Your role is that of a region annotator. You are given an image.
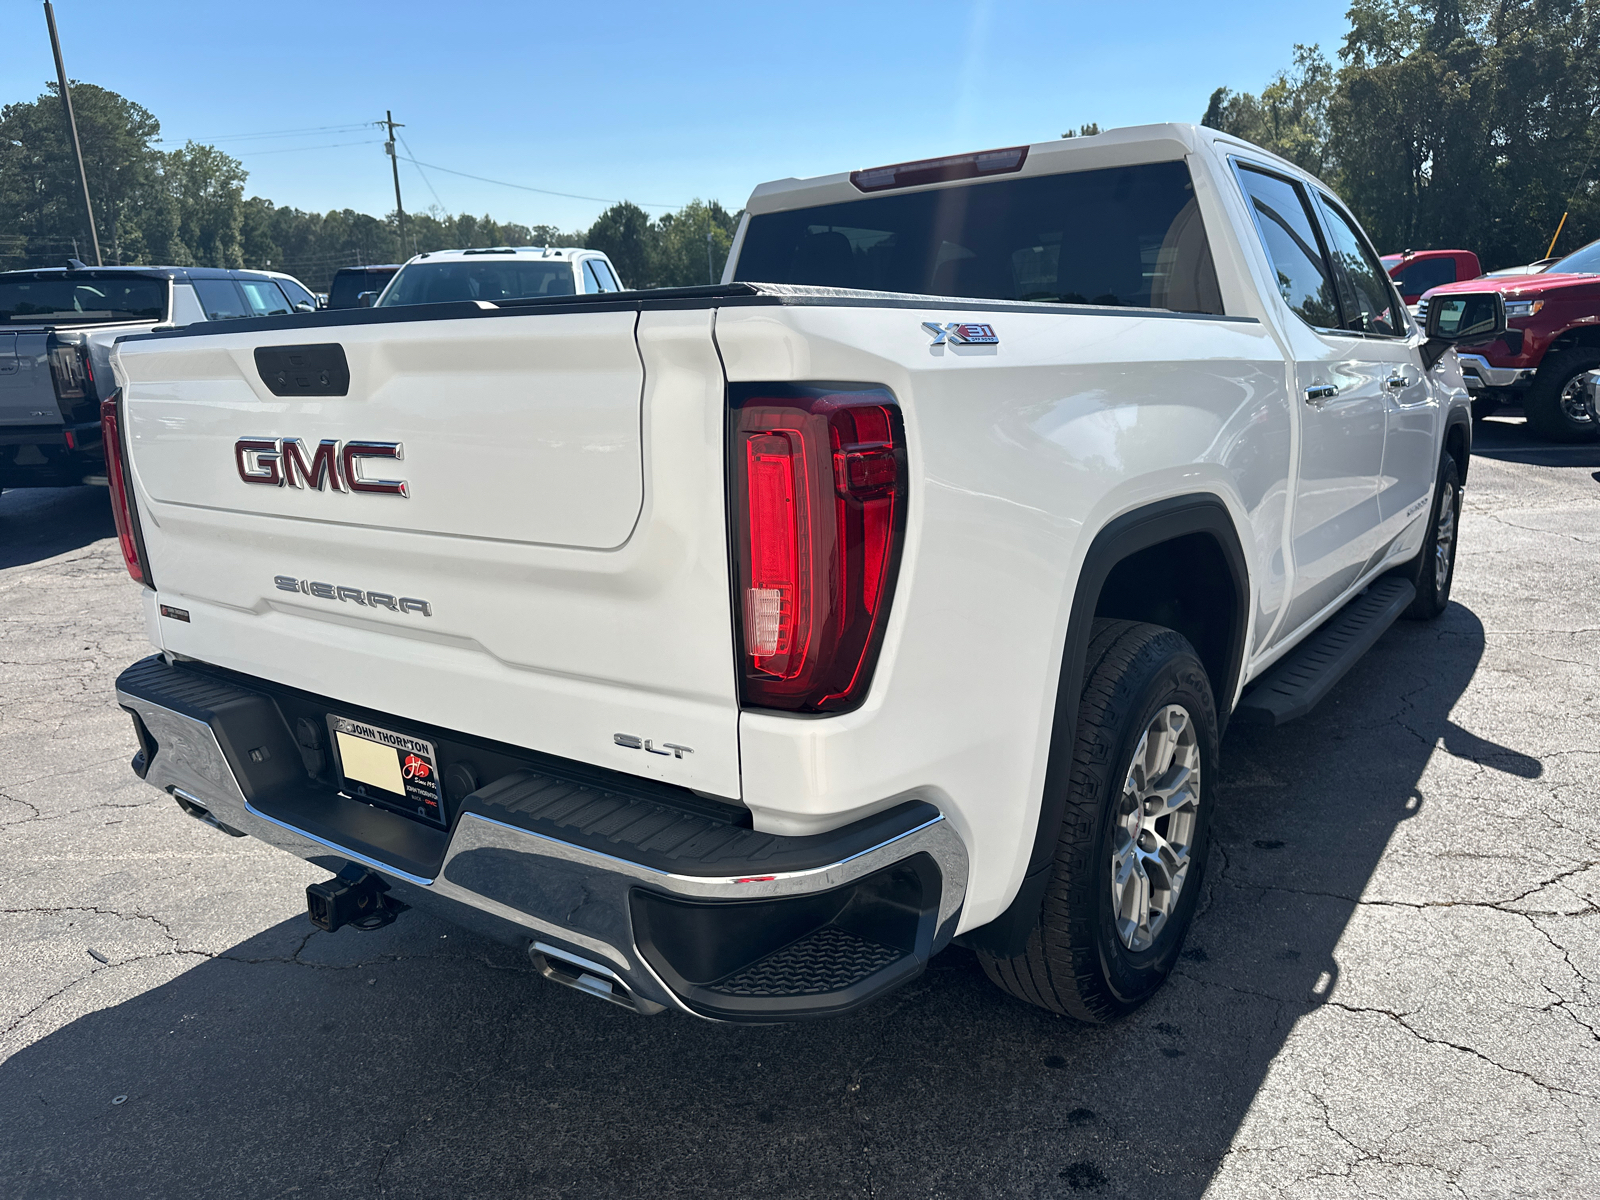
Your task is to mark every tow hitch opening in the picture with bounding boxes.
[306,865,408,933]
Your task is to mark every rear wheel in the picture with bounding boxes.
[977,620,1216,1022]
[1522,347,1600,443]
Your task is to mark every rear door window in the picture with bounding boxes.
[237,279,293,317]
[582,260,603,294]
[192,279,250,321]
[734,160,1223,314]
[592,259,621,291]
[1234,165,1341,330]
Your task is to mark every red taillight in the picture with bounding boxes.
[731,386,905,712]
[100,393,153,588]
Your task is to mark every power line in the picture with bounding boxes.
[232,139,384,157]
[397,134,444,211]
[393,154,680,210]
[156,121,374,144]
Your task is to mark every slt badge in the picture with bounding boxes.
[922,321,999,346]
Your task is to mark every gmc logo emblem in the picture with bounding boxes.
[235,437,408,497]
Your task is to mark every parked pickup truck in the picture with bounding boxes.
[1420,236,1600,439]
[1381,249,1481,308]
[1,265,317,490]
[107,124,1502,1023]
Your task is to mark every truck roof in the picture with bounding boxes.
[743,122,1302,216]
[0,265,287,283]
[399,246,604,266]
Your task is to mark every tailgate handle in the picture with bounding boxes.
[254,344,350,397]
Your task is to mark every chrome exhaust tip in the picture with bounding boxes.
[528,942,664,1016]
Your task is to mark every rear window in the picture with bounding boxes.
[0,276,167,324]
[1394,258,1458,296]
[733,161,1223,314]
[378,260,577,306]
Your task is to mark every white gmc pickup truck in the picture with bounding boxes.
[107,124,1503,1022]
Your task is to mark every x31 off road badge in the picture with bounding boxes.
[922,321,999,345]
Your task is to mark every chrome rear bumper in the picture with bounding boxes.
[116,655,968,1021]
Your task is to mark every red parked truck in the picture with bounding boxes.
[1381,249,1482,307]
[1421,237,1600,440]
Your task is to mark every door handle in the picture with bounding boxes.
[1304,383,1339,404]
[1386,375,1408,390]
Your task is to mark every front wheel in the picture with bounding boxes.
[977,620,1217,1022]
[1401,453,1462,621]
[1522,347,1600,443]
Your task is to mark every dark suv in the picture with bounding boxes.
[328,265,401,309]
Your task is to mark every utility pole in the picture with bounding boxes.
[382,111,407,255]
[43,2,100,266]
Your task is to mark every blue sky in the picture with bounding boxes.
[3,0,1351,230]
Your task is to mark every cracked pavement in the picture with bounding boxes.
[1,416,1597,1198]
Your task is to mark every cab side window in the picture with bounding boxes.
[1235,165,1340,330]
[1317,198,1404,337]
[582,260,604,294]
[192,279,249,321]
[237,279,293,317]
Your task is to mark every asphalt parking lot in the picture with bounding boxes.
[1,414,1597,1200]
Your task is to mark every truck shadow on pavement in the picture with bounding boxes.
[0,605,1517,1200]
[0,486,116,570]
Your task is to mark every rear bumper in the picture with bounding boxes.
[115,655,968,1021]
[0,421,105,486]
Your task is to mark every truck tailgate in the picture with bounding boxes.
[113,305,741,798]
[0,332,56,427]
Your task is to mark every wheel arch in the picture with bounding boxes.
[1444,406,1472,485]
[959,493,1250,957]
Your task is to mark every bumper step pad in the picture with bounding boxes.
[709,927,905,998]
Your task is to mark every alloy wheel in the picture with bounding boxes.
[1110,704,1202,952]
[1557,371,1599,426]
[1434,478,1457,601]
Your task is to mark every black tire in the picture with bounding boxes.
[1521,347,1600,443]
[977,620,1217,1022]
[1401,454,1462,621]
[1469,394,1499,422]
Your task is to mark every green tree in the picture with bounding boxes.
[1206,3,1600,269]
[585,200,655,286]
[0,82,165,267]
[1202,44,1335,176]
[652,199,741,287]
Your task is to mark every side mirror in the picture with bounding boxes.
[293,301,316,313]
[357,291,379,308]
[1423,291,1506,368]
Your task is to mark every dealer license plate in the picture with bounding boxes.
[328,715,445,827]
